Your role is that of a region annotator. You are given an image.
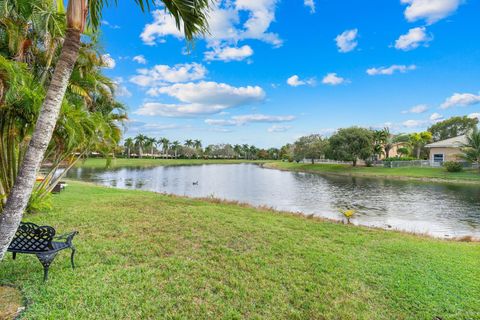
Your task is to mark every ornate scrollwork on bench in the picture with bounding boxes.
[7,222,78,281]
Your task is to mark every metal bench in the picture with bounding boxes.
[7,222,78,281]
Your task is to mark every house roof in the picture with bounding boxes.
[425,135,467,148]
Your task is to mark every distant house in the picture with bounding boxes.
[377,142,409,159]
[425,135,466,163]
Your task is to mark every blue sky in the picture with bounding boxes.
[99,0,480,148]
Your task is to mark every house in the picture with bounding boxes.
[425,135,467,163]
[381,142,409,159]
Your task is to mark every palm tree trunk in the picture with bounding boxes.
[0,28,81,261]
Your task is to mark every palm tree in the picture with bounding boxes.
[124,138,134,158]
[171,141,181,159]
[193,139,202,158]
[193,139,202,150]
[378,127,390,157]
[249,145,258,160]
[372,129,387,160]
[461,128,480,171]
[233,144,242,159]
[0,0,211,260]
[409,132,432,159]
[159,137,170,158]
[185,139,194,148]
[134,134,147,158]
[145,137,157,158]
[242,144,250,159]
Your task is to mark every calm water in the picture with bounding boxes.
[66,164,480,238]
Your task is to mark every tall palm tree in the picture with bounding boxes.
[134,134,147,158]
[171,141,181,159]
[145,137,157,158]
[0,0,211,260]
[124,138,134,158]
[184,139,194,148]
[242,144,250,160]
[193,139,202,150]
[159,137,169,158]
[193,139,202,158]
[249,145,258,160]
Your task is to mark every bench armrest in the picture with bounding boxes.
[54,231,79,246]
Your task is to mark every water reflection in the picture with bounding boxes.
[66,164,480,238]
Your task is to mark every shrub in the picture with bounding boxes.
[27,191,53,213]
[443,161,463,172]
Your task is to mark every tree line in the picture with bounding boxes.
[123,135,281,160]
[281,116,479,166]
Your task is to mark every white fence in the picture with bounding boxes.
[302,158,478,169]
[301,159,354,165]
[384,160,437,168]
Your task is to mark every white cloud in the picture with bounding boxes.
[140,2,282,49]
[205,114,295,126]
[430,112,443,121]
[287,75,316,87]
[366,64,416,76]
[440,93,480,109]
[335,29,358,53]
[101,20,120,29]
[113,77,132,98]
[233,114,295,124]
[125,121,182,136]
[304,0,315,13]
[204,45,253,62]
[322,73,346,86]
[130,63,207,87]
[268,125,292,132]
[140,10,184,45]
[401,0,462,24]
[393,112,445,130]
[133,55,147,64]
[395,27,432,51]
[101,54,116,69]
[402,104,428,114]
[402,119,425,128]
[468,113,480,120]
[136,81,265,117]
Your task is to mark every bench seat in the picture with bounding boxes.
[7,222,78,281]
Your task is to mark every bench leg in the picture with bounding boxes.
[70,246,76,270]
[12,252,16,260]
[36,252,57,282]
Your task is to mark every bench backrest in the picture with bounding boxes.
[9,222,56,252]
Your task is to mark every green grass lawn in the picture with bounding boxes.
[1,182,479,319]
[76,158,268,169]
[265,161,480,184]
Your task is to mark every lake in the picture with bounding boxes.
[66,163,480,238]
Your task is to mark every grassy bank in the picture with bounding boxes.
[76,158,268,169]
[265,161,480,184]
[1,182,479,319]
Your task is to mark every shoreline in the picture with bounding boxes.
[262,162,480,186]
[66,180,479,242]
